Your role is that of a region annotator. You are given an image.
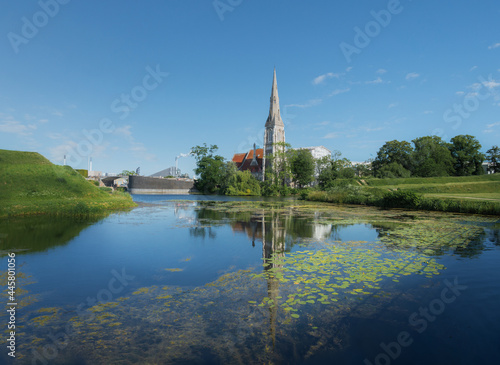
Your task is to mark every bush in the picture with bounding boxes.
[99,187,113,193]
[381,190,422,209]
[375,163,411,178]
[75,169,88,178]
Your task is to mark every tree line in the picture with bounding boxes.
[372,134,499,178]
[191,134,499,196]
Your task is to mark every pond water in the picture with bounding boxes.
[1,195,500,364]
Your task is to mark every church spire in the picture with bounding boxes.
[266,68,284,127]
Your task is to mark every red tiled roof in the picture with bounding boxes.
[247,149,264,159]
[232,149,263,173]
[232,153,247,164]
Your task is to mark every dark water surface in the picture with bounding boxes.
[1,195,499,364]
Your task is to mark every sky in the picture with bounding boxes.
[1,0,499,177]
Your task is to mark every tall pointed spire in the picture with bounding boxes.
[266,68,284,127]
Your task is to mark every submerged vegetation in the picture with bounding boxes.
[0,149,136,218]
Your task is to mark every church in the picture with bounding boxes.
[232,68,330,182]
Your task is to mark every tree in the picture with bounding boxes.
[121,170,137,176]
[449,135,485,176]
[372,140,413,177]
[290,149,315,188]
[375,162,411,179]
[353,161,372,178]
[265,142,293,189]
[225,170,261,196]
[191,144,226,194]
[411,136,454,177]
[317,151,352,188]
[486,145,500,174]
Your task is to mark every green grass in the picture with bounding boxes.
[306,174,500,216]
[0,149,137,217]
[425,193,500,202]
[365,173,500,187]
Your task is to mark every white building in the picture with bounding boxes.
[294,146,331,160]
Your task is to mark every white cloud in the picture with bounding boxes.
[312,72,340,85]
[359,126,383,133]
[366,77,383,84]
[470,66,478,71]
[0,119,36,135]
[483,122,500,133]
[47,132,65,140]
[49,139,109,162]
[482,79,500,89]
[456,91,465,96]
[323,132,339,139]
[388,103,398,109]
[406,72,420,81]
[114,125,133,137]
[488,42,500,50]
[346,67,353,72]
[423,110,434,114]
[376,68,387,75]
[329,88,350,96]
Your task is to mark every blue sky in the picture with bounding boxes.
[1,0,499,176]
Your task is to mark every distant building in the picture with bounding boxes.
[293,146,331,160]
[88,171,102,178]
[150,167,181,178]
[231,69,336,184]
[263,68,286,180]
[232,144,264,180]
[483,161,497,174]
[231,68,285,181]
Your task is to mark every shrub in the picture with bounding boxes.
[381,190,422,209]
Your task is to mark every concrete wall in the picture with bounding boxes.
[128,176,197,195]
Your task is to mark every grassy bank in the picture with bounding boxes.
[0,149,137,218]
[306,174,500,216]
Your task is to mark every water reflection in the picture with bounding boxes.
[0,215,105,256]
[8,200,499,365]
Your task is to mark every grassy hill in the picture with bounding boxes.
[0,149,136,217]
[307,174,500,215]
[364,174,500,202]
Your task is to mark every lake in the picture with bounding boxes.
[1,195,499,364]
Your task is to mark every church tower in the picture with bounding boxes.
[263,68,285,180]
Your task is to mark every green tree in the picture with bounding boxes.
[191,144,226,194]
[372,140,413,178]
[375,162,411,178]
[226,170,261,196]
[265,142,293,190]
[121,170,137,176]
[411,136,454,177]
[353,161,372,178]
[317,151,352,188]
[486,145,500,173]
[449,135,485,176]
[290,149,315,188]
